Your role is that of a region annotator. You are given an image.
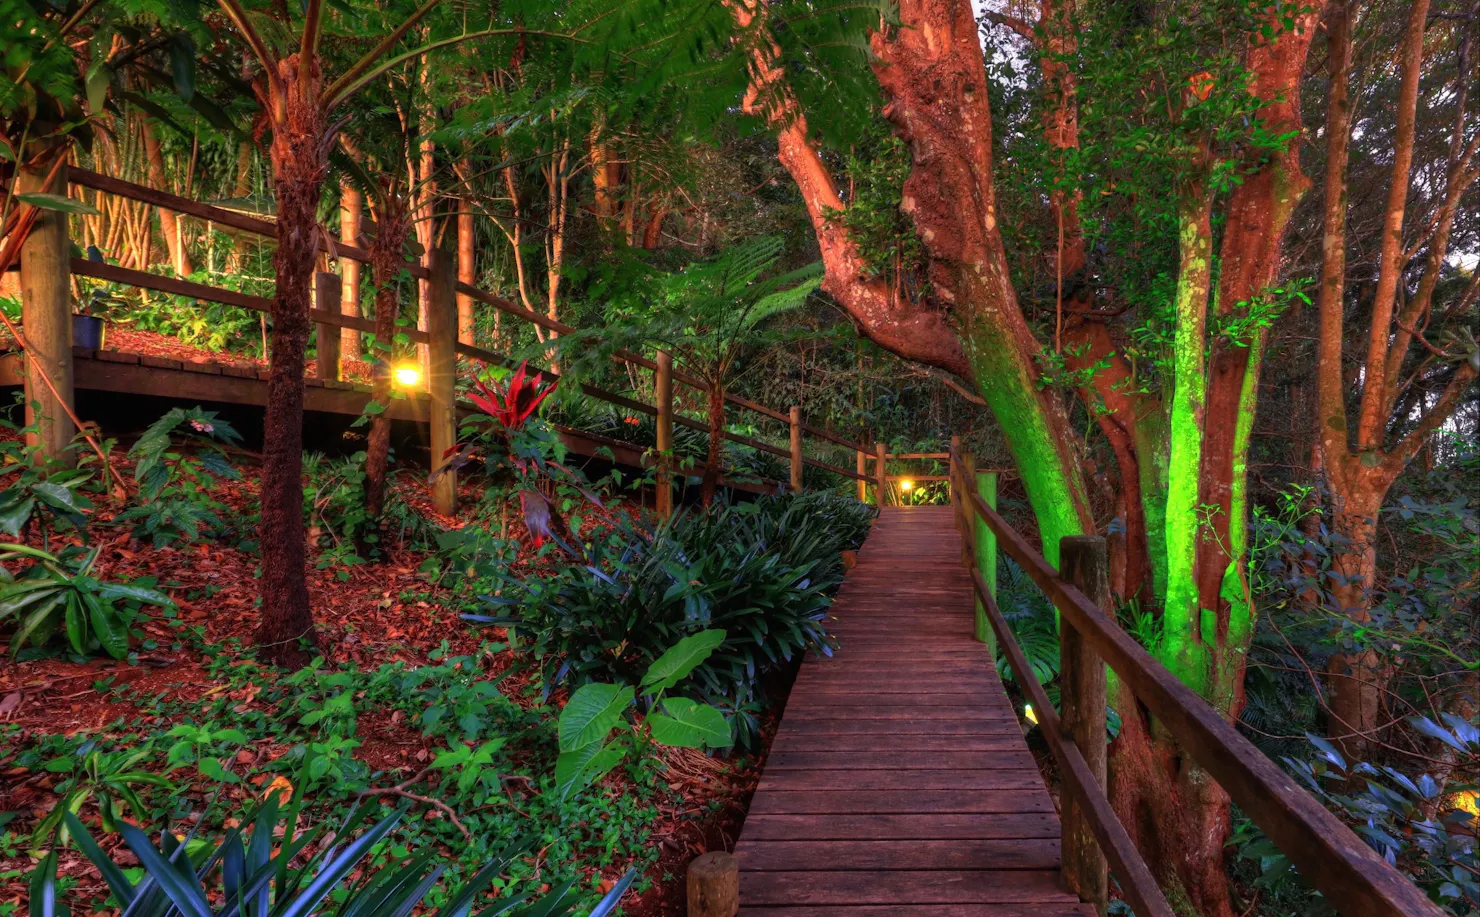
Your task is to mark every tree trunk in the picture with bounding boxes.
[457,184,476,345]
[143,120,194,277]
[700,383,725,508]
[364,186,411,520]
[339,180,363,360]
[1324,477,1388,759]
[1111,703,1237,917]
[255,53,328,669]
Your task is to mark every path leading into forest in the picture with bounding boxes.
[736,505,1093,915]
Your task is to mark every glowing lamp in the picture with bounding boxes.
[392,364,423,389]
[900,479,914,492]
[1023,704,1038,725]
[1454,791,1480,816]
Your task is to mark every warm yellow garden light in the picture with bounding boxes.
[393,363,423,389]
[900,479,914,492]
[1024,704,1038,725]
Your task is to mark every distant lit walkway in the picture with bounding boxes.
[736,506,1092,915]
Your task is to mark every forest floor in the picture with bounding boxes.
[0,431,774,917]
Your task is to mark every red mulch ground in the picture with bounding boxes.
[0,425,775,917]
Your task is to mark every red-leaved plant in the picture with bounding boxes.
[466,361,558,431]
[439,361,600,554]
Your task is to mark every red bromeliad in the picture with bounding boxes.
[468,361,558,431]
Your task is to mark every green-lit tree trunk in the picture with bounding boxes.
[738,0,1326,910]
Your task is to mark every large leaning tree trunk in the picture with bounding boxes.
[738,0,1321,910]
[1315,0,1479,759]
[729,0,1094,563]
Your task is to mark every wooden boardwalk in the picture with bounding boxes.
[737,506,1092,916]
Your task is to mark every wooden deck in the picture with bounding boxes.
[737,506,1091,916]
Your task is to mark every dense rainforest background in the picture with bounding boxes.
[1,0,1478,914]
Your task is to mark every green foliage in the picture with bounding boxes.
[115,408,244,547]
[473,491,872,746]
[28,741,172,852]
[0,451,92,544]
[303,453,439,567]
[826,122,925,293]
[554,631,730,800]
[994,557,1061,689]
[36,798,635,917]
[1232,731,1480,916]
[0,543,172,659]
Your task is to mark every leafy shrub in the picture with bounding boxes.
[303,453,439,566]
[555,630,731,799]
[0,543,172,659]
[0,416,94,543]
[1232,729,1480,915]
[28,740,172,851]
[34,798,634,917]
[115,407,244,547]
[473,492,874,745]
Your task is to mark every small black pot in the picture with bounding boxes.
[72,314,106,350]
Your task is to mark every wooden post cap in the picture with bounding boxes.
[687,851,739,917]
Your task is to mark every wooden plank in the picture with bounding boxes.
[767,734,1029,754]
[736,839,1060,871]
[741,813,1061,842]
[765,750,1039,770]
[740,870,1078,906]
[758,769,1044,791]
[747,790,1054,816]
[776,719,1024,736]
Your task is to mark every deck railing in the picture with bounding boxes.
[11,166,877,506]
[944,446,1442,917]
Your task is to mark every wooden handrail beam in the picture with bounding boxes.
[968,565,1174,917]
[959,471,1443,917]
[68,172,865,484]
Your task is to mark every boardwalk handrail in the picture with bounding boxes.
[946,448,1442,917]
[61,168,871,460]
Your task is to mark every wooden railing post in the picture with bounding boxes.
[1059,535,1110,914]
[788,406,804,493]
[19,158,76,468]
[655,350,674,518]
[960,449,977,569]
[856,449,867,503]
[313,271,342,382]
[874,442,888,507]
[425,249,458,516]
[974,470,998,649]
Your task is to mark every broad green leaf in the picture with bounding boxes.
[16,193,99,216]
[557,683,632,752]
[554,739,625,801]
[96,582,173,607]
[30,482,77,511]
[640,629,726,694]
[647,698,730,749]
[82,592,128,659]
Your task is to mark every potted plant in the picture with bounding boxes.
[72,247,113,349]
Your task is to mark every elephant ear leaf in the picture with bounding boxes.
[647,697,730,750]
[554,739,625,801]
[557,683,632,752]
[640,629,726,694]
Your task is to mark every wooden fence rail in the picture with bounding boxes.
[944,447,1442,917]
[60,168,870,458]
[6,167,882,508]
